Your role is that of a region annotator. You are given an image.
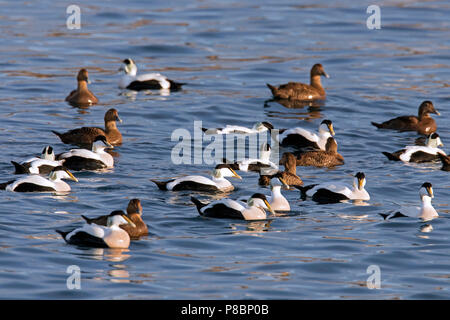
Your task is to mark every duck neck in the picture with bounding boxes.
[271,186,282,198]
[77,80,88,92]
[421,196,433,208]
[310,75,324,91]
[284,163,296,174]
[105,120,118,133]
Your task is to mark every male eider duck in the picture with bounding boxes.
[202,122,274,135]
[52,108,122,147]
[297,172,370,203]
[371,101,440,135]
[438,153,450,171]
[267,63,329,101]
[81,199,148,239]
[11,146,63,174]
[380,183,438,221]
[382,132,446,163]
[225,143,278,173]
[191,193,275,220]
[56,135,114,171]
[0,166,78,192]
[56,210,135,249]
[151,164,242,193]
[294,137,344,167]
[279,120,335,150]
[65,69,98,106]
[259,152,303,187]
[118,58,185,91]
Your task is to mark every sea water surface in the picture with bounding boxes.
[0,0,449,299]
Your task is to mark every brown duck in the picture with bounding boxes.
[438,153,450,172]
[81,199,148,240]
[295,138,344,167]
[259,152,303,187]
[65,69,98,106]
[266,64,329,101]
[371,101,439,135]
[52,108,122,147]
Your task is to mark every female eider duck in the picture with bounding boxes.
[226,143,278,173]
[0,166,78,192]
[371,101,440,135]
[382,132,446,163]
[380,183,438,221]
[11,146,63,174]
[259,152,303,187]
[279,120,335,150]
[267,63,329,101]
[65,69,98,106]
[52,108,122,147]
[191,193,275,220]
[81,199,148,239]
[151,164,242,193]
[202,122,274,135]
[118,58,185,91]
[56,210,135,249]
[294,137,344,167]
[297,172,370,203]
[56,135,114,171]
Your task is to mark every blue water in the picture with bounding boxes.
[0,0,449,299]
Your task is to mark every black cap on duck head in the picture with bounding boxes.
[261,122,274,130]
[77,69,89,82]
[311,64,329,78]
[93,135,108,143]
[421,182,432,189]
[109,210,127,217]
[429,132,440,139]
[419,101,439,116]
[42,146,53,155]
[215,163,232,170]
[250,193,268,201]
[355,172,365,180]
[123,58,133,65]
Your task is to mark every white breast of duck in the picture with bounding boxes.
[59,136,114,168]
[399,133,446,162]
[280,120,334,150]
[267,178,290,211]
[418,183,438,221]
[6,167,77,192]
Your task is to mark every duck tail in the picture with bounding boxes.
[294,184,317,199]
[190,197,206,215]
[382,152,400,161]
[266,83,277,95]
[51,130,63,140]
[11,161,28,174]
[371,122,383,129]
[379,212,407,220]
[150,179,168,190]
[0,180,15,190]
[168,80,185,90]
[55,229,69,240]
[438,153,450,165]
[81,215,94,224]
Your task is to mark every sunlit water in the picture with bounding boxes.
[0,0,449,299]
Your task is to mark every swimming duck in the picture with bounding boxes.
[294,137,344,167]
[56,210,135,249]
[380,183,438,221]
[118,58,185,91]
[11,146,63,174]
[191,193,275,220]
[382,132,446,163]
[225,143,278,173]
[267,64,329,101]
[437,153,450,171]
[259,152,303,187]
[151,164,242,192]
[52,108,122,147]
[65,69,98,106]
[202,122,274,135]
[279,120,335,150]
[56,135,114,171]
[81,199,148,239]
[0,166,78,192]
[371,101,440,135]
[297,172,370,203]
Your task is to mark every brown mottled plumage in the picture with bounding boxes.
[371,101,439,135]
[81,199,148,240]
[295,138,344,167]
[52,108,122,147]
[259,152,303,187]
[267,64,329,101]
[65,69,98,107]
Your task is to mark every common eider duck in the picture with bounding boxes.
[267,63,329,101]
[294,137,344,167]
[225,143,278,173]
[382,132,446,163]
[118,58,185,91]
[65,69,98,107]
[56,210,135,249]
[0,166,78,192]
[297,172,370,203]
[279,120,335,150]
[259,152,303,187]
[56,135,114,171]
[191,193,275,220]
[202,122,274,135]
[81,199,147,239]
[438,153,450,171]
[371,101,440,135]
[380,183,438,221]
[11,146,64,174]
[52,108,122,147]
[151,164,242,193]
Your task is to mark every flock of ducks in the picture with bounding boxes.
[2,60,446,249]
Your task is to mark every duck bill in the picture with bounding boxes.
[328,124,335,136]
[434,110,440,116]
[264,200,276,215]
[231,168,242,180]
[323,72,330,79]
[65,170,78,182]
[358,178,364,190]
[427,187,434,198]
[122,215,136,228]
[116,116,123,123]
[279,177,290,188]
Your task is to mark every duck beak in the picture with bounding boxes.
[122,215,136,228]
[329,124,335,136]
[116,116,123,123]
[358,178,364,190]
[435,110,440,116]
[323,71,330,79]
[87,78,91,84]
[65,170,78,182]
[231,168,242,180]
[427,186,434,198]
[105,141,114,148]
[279,177,290,188]
[264,199,276,215]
